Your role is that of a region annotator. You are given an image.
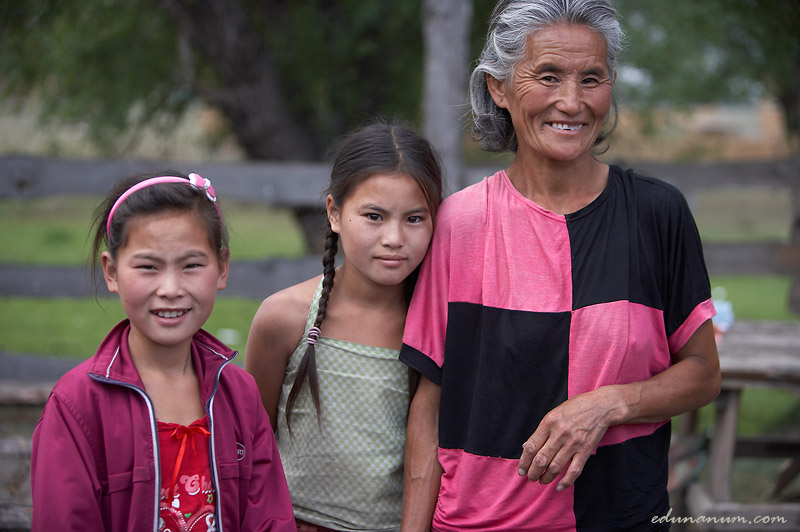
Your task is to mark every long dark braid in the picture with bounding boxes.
[285,226,338,431]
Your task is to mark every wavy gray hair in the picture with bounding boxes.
[470,0,624,153]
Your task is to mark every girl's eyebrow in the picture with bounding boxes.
[359,204,430,215]
[131,250,210,261]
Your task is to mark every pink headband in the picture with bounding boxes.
[106,173,221,240]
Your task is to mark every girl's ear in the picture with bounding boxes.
[101,251,119,294]
[326,194,341,234]
[216,248,230,291]
[486,73,508,109]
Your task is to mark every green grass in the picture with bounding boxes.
[0,196,307,265]
[1,275,794,359]
[0,197,99,265]
[0,297,260,360]
[710,275,799,322]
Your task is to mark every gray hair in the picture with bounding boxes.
[470,0,624,152]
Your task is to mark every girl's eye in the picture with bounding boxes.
[136,264,156,271]
[365,213,382,222]
[407,215,424,224]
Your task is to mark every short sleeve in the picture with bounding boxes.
[400,209,453,385]
[661,186,715,351]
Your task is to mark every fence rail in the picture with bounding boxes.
[1,154,798,305]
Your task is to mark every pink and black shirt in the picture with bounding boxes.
[400,166,716,531]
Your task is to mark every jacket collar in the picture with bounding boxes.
[88,319,237,401]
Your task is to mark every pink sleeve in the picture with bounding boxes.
[668,298,716,353]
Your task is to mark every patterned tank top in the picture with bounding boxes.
[276,279,408,531]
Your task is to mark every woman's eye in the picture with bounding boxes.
[582,77,600,86]
[539,75,558,84]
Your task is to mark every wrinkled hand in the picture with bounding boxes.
[517,388,621,491]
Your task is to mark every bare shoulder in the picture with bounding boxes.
[247,275,321,355]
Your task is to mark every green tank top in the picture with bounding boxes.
[276,279,408,531]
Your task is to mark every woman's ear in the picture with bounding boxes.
[101,251,119,294]
[326,194,341,234]
[486,73,508,109]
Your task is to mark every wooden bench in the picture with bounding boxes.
[680,320,800,530]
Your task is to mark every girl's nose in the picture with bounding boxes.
[157,271,184,298]
[381,222,404,248]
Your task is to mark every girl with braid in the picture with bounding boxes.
[244,120,443,532]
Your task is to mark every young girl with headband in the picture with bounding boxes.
[30,172,295,532]
[244,121,443,532]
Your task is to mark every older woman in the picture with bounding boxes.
[399,1,721,531]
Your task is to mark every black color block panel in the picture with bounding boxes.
[438,302,570,459]
[573,422,671,531]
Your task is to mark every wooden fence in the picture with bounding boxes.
[1,154,799,308]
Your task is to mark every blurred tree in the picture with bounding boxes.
[615,0,800,140]
[7,1,794,160]
[0,0,427,160]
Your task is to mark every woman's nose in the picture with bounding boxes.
[556,79,582,114]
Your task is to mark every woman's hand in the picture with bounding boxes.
[517,386,622,490]
[518,319,720,491]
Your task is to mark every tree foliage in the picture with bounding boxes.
[3,0,796,159]
[0,0,432,159]
[615,0,800,138]
[1,1,182,153]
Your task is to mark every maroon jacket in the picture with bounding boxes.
[31,320,294,532]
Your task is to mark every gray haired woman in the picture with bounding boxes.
[400,1,721,530]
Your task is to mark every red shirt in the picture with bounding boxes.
[158,416,215,532]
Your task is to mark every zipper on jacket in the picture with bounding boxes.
[204,347,235,532]
[89,372,161,532]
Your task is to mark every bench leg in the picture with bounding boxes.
[707,388,741,502]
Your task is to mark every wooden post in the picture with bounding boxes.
[421,0,472,195]
[707,389,741,502]
[789,181,800,313]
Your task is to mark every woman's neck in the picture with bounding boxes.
[506,154,609,215]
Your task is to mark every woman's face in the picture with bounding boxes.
[488,23,614,165]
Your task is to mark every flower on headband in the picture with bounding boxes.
[188,173,217,203]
